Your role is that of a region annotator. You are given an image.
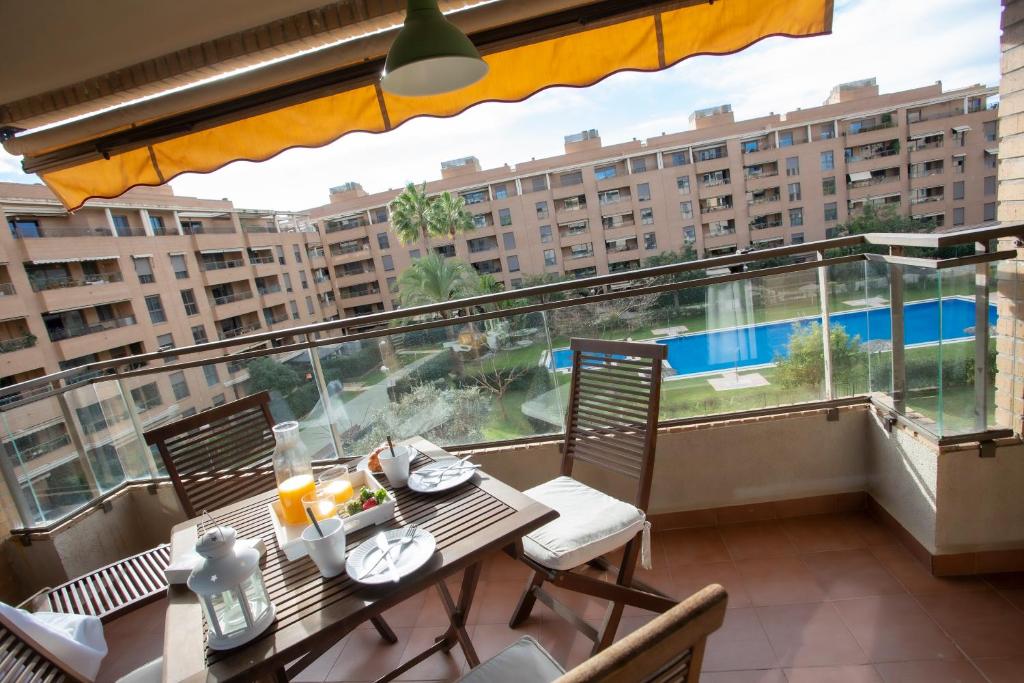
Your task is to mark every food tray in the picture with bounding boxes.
[269,469,395,561]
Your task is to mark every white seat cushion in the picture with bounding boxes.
[457,636,564,683]
[522,476,646,571]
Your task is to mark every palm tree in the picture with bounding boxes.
[397,252,480,318]
[428,191,475,255]
[389,182,432,247]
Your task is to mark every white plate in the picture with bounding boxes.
[346,527,436,585]
[407,461,477,493]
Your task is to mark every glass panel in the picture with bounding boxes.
[63,381,149,488]
[827,260,892,398]
[206,588,249,636]
[241,572,270,620]
[899,265,943,435]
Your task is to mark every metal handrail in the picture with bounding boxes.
[0,222,1018,405]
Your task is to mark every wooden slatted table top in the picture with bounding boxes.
[163,437,556,683]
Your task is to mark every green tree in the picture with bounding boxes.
[247,357,301,395]
[642,247,702,308]
[397,252,480,315]
[825,204,964,257]
[389,182,433,246]
[428,191,475,251]
[774,322,863,391]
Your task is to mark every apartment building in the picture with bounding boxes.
[309,78,998,314]
[0,182,329,502]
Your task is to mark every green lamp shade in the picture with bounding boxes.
[381,0,489,97]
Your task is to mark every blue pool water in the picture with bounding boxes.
[549,298,997,377]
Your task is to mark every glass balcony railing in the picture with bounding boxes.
[210,290,255,306]
[29,272,125,291]
[47,316,137,341]
[201,259,245,271]
[0,224,1018,530]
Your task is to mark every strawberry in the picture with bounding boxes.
[361,498,378,511]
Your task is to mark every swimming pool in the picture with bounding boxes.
[549,298,997,377]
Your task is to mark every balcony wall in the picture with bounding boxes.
[36,280,132,311]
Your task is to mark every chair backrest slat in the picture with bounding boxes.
[0,616,84,683]
[560,338,665,511]
[555,584,727,683]
[144,392,276,517]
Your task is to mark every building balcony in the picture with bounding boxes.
[209,290,255,307]
[35,277,132,311]
[330,244,373,263]
[218,323,261,340]
[842,123,899,145]
[338,291,384,308]
[47,316,137,342]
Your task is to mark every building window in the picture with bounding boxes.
[953,155,966,174]
[778,131,793,147]
[275,245,285,265]
[985,176,997,196]
[640,208,654,224]
[130,383,162,412]
[288,300,299,320]
[643,232,657,250]
[786,156,800,176]
[824,202,838,222]
[498,208,512,226]
[306,296,315,315]
[180,289,199,315]
[145,295,167,324]
[539,225,552,244]
[377,232,390,249]
[382,255,395,271]
[502,232,516,250]
[680,201,693,219]
[299,271,309,289]
[984,203,997,221]
[595,165,617,180]
[170,254,189,279]
[822,177,836,196]
[954,207,966,225]
[283,273,293,292]
[637,182,651,201]
[543,249,557,267]
[820,151,834,171]
[202,364,219,387]
[510,278,523,289]
[532,176,547,192]
[133,257,154,284]
[191,325,208,344]
[788,182,801,201]
[791,232,805,245]
[112,215,130,234]
[682,225,696,244]
[168,374,189,401]
[180,220,203,234]
[789,208,804,227]
[632,158,647,173]
[409,249,421,260]
[494,184,508,199]
[209,393,225,407]
[953,181,965,200]
[157,332,175,355]
[507,255,520,272]
[536,201,549,219]
[293,245,302,263]
[676,176,691,195]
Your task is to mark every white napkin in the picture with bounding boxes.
[0,602,107,681]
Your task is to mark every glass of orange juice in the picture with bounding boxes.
[301,491,338,522]
[317,466,354,504]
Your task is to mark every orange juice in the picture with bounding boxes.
[322,479,354,504]
[278,474,316,524]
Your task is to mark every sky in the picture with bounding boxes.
[0,0,1003,211]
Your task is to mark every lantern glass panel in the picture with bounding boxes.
[207,589,249,637]
[242,573,271,620]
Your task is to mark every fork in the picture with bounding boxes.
[358,526,417,580]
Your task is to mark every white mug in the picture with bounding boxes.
[301,517,346,578]
[378,444,412,487]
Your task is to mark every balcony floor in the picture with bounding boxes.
[98,512,1024,682]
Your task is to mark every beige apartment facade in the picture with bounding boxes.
[0,182,335,522]
[309,78,1000,315]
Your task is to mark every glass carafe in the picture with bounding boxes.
[272,421,315,525]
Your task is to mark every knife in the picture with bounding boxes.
[374,532,401,583]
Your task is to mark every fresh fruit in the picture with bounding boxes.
[345,500,362,516]
[374,488,388,504]
[359,486,374,502]
[361,498,378,511]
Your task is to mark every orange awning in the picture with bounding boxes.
[18,0,832,211]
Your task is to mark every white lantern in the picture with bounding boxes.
[187,525,276,650]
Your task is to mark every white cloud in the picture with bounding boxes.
[1,0,1003,210]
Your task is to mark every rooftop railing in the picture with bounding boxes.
[0,224,1020,532]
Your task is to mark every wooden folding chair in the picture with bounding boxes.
[143,391,397,644]
[510,338,676,654]
[463,584,727,682]
[0,609,84,682]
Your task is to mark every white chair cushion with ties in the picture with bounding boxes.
[456,636,565,683]
[522,476,650,572]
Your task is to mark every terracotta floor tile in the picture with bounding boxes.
[469,580,528,625]
[971,657,1024,683]
[672,561,753,609]
[394,627,467,681]
[869,545,988,595]
[872,659,987,682]
[480,552,530,582]
[916,589,1024,658]
[415,586,459,629]
[800,549,906,600]
[720,521,798,561]
[843,515,900,547]
[780,515,869,554]
[702,608,778,672]
[734,557,827,606]
[756,603,867,668]
[292,637,348,683]
[832,595,961,663]
[660,527,732,565]
[783,665,884,682]
[700,671,787,683]
[1000,589,1024,611]
[329,627,412,682]
[984,572,1024,591]
[915,588,1022,626]
[377,589,429,629]
[541,582,609,622]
